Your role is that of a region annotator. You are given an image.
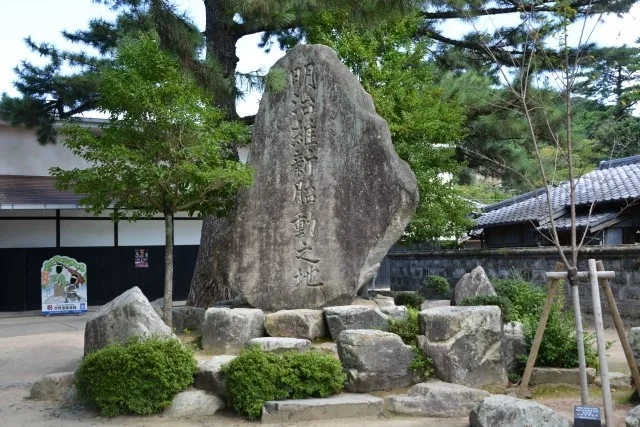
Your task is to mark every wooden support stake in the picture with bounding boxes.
[596,260,640,393]
[518,262,564,399]
[588,259,614,426]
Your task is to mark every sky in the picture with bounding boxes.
[1,0,640,118]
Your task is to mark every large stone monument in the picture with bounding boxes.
[211,44,418,311]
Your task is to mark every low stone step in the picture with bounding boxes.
[261,393,383,424]
[530,367,596,386]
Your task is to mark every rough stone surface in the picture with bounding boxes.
[194,355,236,396]
[627,404,640,427]
[379,305,408,320]
[503,321,526,374]
[373,295,396,308]
[419,306,507,388]
[172,306,205,333]
[386,381,490,418]
[337,329,415,392]
[30,372,77,403]
[261,393,383,423]
[470,395,570,427]
[206,44,418,311]
[264,309,326,340]
[323,306,389,339]
[421,300,450,310]
[201,308,265,354]
[314,342,339,359]
[595,371,631,388]
[248,337,311,353]
[84,286,173,355]
[631,327,640,368]
[165,390,225,417]
[453,266,496,306]
[530,367,597,386]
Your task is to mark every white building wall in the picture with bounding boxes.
[0,122,89,176]
[0,220,56,248]
[60,220,114,247]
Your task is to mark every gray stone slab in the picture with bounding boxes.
[193,355,236,396]
[323,306,388,339]
[201,308,265,354]
[261,393,383,424]
[530,367,597,386]
[386,381,490,417]
[165,390,224,417]
[248,337,311,353]
[470,395,569,427]
[205,44,418,311]
[264,309,326,340]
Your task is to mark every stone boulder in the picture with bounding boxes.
[595,371,631,389]
[264,309,326,340]
[248,337,311,353]
[84,286,172,355]
[204,44,418,311]
[201,308,265,354]
[165,390,225,417]
[421,300,450,310]
[531,367,597,386]
[453,266,496,306]
[194,355,236,397]
[630,327,640,368]
[379,305,408,321]
[172,306,205,334]
[503,321,526,374]
[470,395,569,427]
[336,329,415,392]
[386,381,490,418]
[627,404,640,427]
[30,372,77,403]
[323,306,389,340]
[419,306,507,388]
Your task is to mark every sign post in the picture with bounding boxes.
[41,255,88,315]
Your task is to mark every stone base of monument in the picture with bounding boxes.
[385,381,490,418]
[261,393,383,424]
[530,367,597,386]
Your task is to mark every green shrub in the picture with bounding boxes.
[460,278,599,371]
[460,294,515,322]
[394,292,424,310]
[75,337,197,417]
[424,275,450,295]
[388,307,434,381]
[388,307,420,347]
[222,346,346,419]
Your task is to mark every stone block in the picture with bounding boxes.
[261,393,383,424]
[201,308,265,354]
[627,404,640,427]
[595,371,631,389]
[84,286,172,355]
[385,381,490,417]
[323,306,388,340]
[420,300,450,310]
[530,367,597,386]
[248,337,311,353]
[193,355,236,396]
[453,266,496,305]
[419,306,507,388]
[30,372,77,403]
[264,309,326,340]
[165,390,224,417]
[337,329,415,392]
[469,395,569,427]
[172,306,205,333]
[503,321,526,374]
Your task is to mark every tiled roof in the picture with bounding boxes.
[536,211,620,231]
[475,157,640,229]
[0,175,82,208]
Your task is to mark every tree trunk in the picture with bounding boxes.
[189,1,242,307]
[187,215,238,308]
[164,211,174,328]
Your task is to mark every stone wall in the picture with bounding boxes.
[388,245,640,319]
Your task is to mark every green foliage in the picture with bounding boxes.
[221,346,346,420]
[393,292,424,310]
[51,33,253,221]
[388,307,420,347]
[388,307,434,381]
[304,10,473,241]
[460,294,515,323]
[424,275,450,296]
[75,337,197,417]
[461,278,599,370]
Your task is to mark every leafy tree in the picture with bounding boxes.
[50,34,252,327]
[304,11,472,241]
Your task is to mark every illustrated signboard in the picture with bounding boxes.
[41,256,88,315]
[135,249,148,268]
